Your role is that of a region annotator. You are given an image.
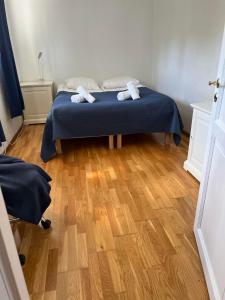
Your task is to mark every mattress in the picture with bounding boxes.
[41,87,183,162]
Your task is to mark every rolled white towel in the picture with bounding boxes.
[127,81,140,100]
[71,94,86,103]
[77,86,95,103]
[117,90,131,101]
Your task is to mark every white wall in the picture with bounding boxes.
[5,0,225,132]
[6,0,154,86]
[152,0,225,131]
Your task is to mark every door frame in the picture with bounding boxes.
[194,25,225,300]
[0,188,29,300]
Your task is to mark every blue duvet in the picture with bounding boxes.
[41,87,183,162]
[0,155,51,224]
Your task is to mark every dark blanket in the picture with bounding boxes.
[0,155,51,224]
[41,87,183,162]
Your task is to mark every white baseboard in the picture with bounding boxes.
[0,121,24,154]
[0,143,7,154]
[183,160,201,181]
[24,118,46,125]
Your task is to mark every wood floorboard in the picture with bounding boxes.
[7,125,209,300]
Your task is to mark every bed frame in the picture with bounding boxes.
[108,134,122,149]
[55,133,171,154]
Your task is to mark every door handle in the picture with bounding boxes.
[209,79,224,88]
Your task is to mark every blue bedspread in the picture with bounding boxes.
[41,87,183,162]
[0,155,51,224]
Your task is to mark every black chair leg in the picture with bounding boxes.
[19,254,26,266]
[41,217,51,230]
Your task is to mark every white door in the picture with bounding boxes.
[194,26,225,300]
[0,189,29,300]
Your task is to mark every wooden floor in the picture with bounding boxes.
[8,125,209,300]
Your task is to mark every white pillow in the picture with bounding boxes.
[102,76,139,90]
[66,77,100,90]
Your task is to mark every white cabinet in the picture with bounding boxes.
[21,81,53,125]
[184,102,212,181]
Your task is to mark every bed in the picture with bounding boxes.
[41,86,183,162]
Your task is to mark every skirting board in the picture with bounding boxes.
[0,121,24,154]
[24,118,47,125]
[183,160,201,182]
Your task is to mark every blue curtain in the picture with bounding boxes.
[0,0,24,118]
[0,121,6,146]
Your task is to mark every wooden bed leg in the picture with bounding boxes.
[109,135,114,150]
[117,134,122,149]
[56,139,62,154]
[164,133,171,145]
